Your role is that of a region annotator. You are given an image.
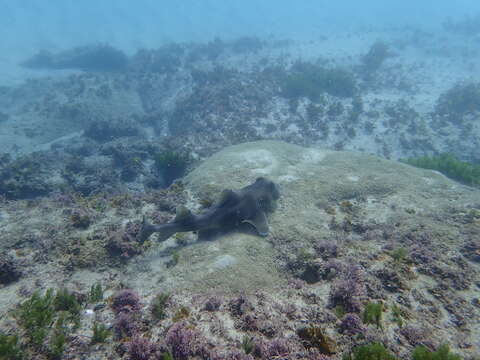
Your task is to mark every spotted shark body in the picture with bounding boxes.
[138,177,280,243]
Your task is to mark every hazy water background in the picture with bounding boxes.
[1,0,480,56]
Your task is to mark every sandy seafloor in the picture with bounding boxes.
[0,23,480,360]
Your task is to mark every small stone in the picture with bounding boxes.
[94,303,107,311]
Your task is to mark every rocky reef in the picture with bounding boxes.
[0,141,478,359]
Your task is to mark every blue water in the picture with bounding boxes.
[1,0,480,54]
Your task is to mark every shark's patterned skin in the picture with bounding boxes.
[138,177,280,243]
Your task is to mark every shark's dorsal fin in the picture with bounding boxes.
[174,206,194,223]
[217,189,239,207]
[242,211,269,236]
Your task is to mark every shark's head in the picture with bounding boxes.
[250,177,281,211]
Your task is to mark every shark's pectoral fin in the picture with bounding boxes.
[242,211,269,236]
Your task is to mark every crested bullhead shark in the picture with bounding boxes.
[138,177,280,243]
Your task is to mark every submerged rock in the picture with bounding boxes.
[127,140,480,298]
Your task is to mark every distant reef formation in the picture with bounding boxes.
[3,36,480,168]
[21,44,129,71]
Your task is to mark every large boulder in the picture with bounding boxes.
[184,140,464,240]
[128,140,480,294]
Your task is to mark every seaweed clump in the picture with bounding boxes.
[10,288,84,358]
[404,153,480,186]
[90,322,111,344]
[14,290,56,347]
[282,61,357,100]
[154,150,191,187]
[0,153,52,199]
[344,342,396,360]
[0,333,23,360]
[435,82,480,120]
[362,302,383,328]
[151,293,170,320]
[53,288,82,323]
[84,118,140,142]
[412,344,461,360]
[88,283,104,303]
[297,326,336,354]
[21,44,128,71]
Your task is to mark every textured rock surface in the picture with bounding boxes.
[1,140,479,358]
[126,140,480,295]
[185,139,479,243]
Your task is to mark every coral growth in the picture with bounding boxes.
[127,336,156,360]
[228,295,253,317]
[247,337,293,358]
[328,262,364,313]
[399,325,429,347]
[70,211,91,229]
[111,289,142,314]
[203,296,222,311]
[339,313,365,336]
[114,312,139,339]
[106,224,143,260]
[165,322,200,360]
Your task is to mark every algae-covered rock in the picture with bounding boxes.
[129,140,480,295]
[184,140,474,245]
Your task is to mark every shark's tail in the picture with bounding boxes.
[138,206,196,243]
[137,216,177,243]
